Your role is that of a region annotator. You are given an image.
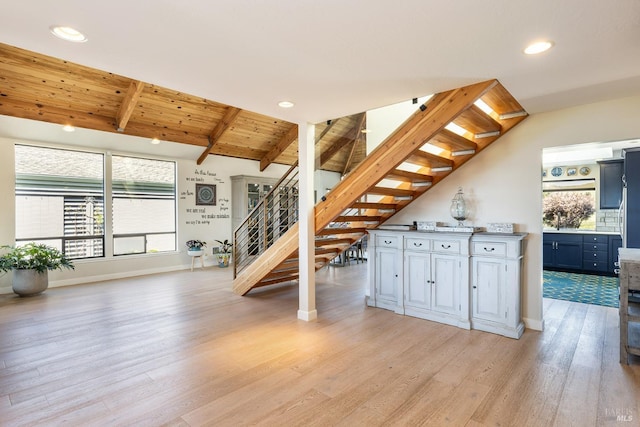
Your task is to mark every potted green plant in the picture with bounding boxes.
[215,239,233,268]
[185,239,206,255]
[0,243,74,297]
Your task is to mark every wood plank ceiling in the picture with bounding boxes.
[0,43,366,174]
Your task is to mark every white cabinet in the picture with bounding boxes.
[368,229,526,339]
[470,235,526,339]
[404,251,431,312]
[369,233,402,313]
[431,253,460,316]
[369,230,470,329]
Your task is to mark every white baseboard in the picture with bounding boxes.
[297,309,318,322]
[48,264,192,288]
[524,317,544,331]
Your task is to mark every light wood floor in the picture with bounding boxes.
[1,263,639,426]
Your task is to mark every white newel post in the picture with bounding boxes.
[298,122,317,321]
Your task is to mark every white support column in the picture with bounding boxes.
[297,122,317,321]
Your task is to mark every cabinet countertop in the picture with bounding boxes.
[544,230,620,236]
[371,229,527,238]
[619,248,640,262]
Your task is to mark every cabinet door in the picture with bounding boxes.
[375,248,399,304]
[431,254,459,315]
[599,160,623,209]
[404,251,431,311]
[555,241,583,269]
[472,257,504,322]
[542,240,555,268]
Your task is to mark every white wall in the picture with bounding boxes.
[0,142,15,291]
[0,136,288,294]
[392,94,640,329]
[366,95,432,154]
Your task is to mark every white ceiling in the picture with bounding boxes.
[2,0,640,126]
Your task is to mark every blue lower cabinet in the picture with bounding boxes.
[544,233,619,275]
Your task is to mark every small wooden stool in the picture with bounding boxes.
[189,252,205,271]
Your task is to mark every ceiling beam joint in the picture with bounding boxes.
[115,80,145,132]
[197,106,242,165]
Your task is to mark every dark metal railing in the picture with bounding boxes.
[233,162,299,278]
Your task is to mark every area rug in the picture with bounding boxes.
[543,270,619,308]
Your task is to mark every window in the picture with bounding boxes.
[542,179,596,230]
[15,145,105,259]
[15,146,177,259]
[112,156,176,255]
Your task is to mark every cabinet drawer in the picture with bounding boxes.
[376,235,399,248]
[584,242,608,252]
[472,241,507,257]
[583,234,608,244]
[432,239,461,254]
[405,237,430,251]
[583,260,608,272]
[583,250,608,262]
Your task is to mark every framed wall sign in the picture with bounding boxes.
[196,183,216,206]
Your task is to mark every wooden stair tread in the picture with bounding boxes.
[385,170,433,184]
[315,247,340,255]
[316,227,367,236]
[428,129,477,152]
[367,187,415,197]
[315,237,354,246]
[406,150,453,169]
[333,215,381,223]
[453,105,501,136]
[480,82,527,117]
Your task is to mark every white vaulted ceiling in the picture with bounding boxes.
[1,0,639,125]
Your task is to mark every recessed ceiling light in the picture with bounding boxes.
[151,138,160,145]
[50,26,88,43]
[62,124,75,132]
[278,101,294,108]
[524,40,554,55]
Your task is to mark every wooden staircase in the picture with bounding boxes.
[232,79,528,295]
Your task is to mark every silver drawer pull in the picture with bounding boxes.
[413,242,422,247]
[484,247,495,252]
[441,244,451,249]
[384,240,392,244]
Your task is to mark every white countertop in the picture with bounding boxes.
[544,230,620,235]
[619,248,640,262]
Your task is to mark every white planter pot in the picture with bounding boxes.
[187,249,204,256]
[13,269,49,297]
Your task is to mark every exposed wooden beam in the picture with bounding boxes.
[197,106,242,165]
[115,80,144,132]
[315,118,339,144]
[0,97,211,146]
[259,124,298,171]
